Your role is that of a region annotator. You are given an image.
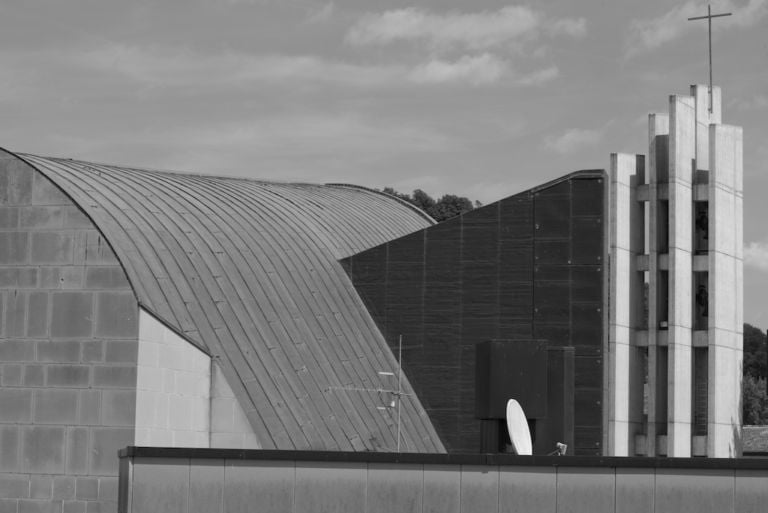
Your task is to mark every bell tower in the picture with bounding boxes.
[607,85,743,457]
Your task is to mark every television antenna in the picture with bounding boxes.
[326,334,409,452]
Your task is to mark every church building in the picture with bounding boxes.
[0,84,743,512]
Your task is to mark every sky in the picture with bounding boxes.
[1,0,767,326]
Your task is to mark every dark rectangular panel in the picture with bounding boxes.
[534,182,571,238]
[462,203,498,262]
[533,324,570,347]
[575,356,602,388]
[571,177,605,217]
[574,426,602,455]
[534,265,569,282]
[388,230,424,263]
[499,195,533,241]
[475,339,547,420]
[571,303,602,347]
[574,389,602,428]
[534,240,570,265]
[572,217,603,265]
[539,346,575,455]
[534,281,570,323]
[571,266,603,301]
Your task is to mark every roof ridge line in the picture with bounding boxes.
[325,183,436,224]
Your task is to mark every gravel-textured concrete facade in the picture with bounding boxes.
[0,152,138,512]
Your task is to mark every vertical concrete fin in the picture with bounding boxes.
[707,123,743,457]
[608,153,645,456]
[667,94,695,457]
[691,85,722,172]
[645,113,670,457]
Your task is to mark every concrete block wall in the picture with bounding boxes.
[0,153,138,512]
[135,309,261,449]
[135,310,210,448]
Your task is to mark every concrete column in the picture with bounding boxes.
[646,113,669,456]
[691,84,722,172]
[667,94,695,457]
[608,153,645,455]
[707,123,743,457]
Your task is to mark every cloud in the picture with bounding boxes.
[515,66,559,86]
[547,18,587,38]
[345,6,585,50]
[408,54,507,85]
[74,45,402,89]
[544,128,602,154]
[306,2,335,24]
[745,242,768,271]
[69,44,545,88]
[136,115,458,178]
[627,0,768,56]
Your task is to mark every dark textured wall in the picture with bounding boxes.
[0,154,138,512]
[342,171,605,455]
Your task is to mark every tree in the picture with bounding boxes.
[380,187,477,222]
[381,187,412,203]
[744,323,767,380]
[411,189,436,213]
[742,323,768,425]
[743,375,768,425]
[429,194,474,222]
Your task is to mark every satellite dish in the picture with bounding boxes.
[505,399,532,455]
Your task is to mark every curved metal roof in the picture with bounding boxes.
[14,151,443,453]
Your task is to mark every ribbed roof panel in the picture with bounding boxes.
[17,152,443,453]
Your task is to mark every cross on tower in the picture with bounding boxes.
[688,4,732,113]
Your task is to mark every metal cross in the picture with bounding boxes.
[688,4,732,113]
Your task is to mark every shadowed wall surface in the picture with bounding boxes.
[342,171,605,454]
[119,448,768,513]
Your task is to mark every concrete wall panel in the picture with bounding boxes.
[654,469,733,513]
[367,463,422,513]
[615,468,653,513]
[294,462,366,513]
[188,459,224,513]
[498,467,556,513]
[119,454,768,513]
[734,470,768,512]
[224,461,293,513]
[422,464,460,513]
[557,467,614,513]
[460,466,499,513]
[131,459,189,513]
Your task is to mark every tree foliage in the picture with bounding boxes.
[744,375,768,425]
[744,323,767,380]
[743,323,768,425]
[381,187,478,222]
